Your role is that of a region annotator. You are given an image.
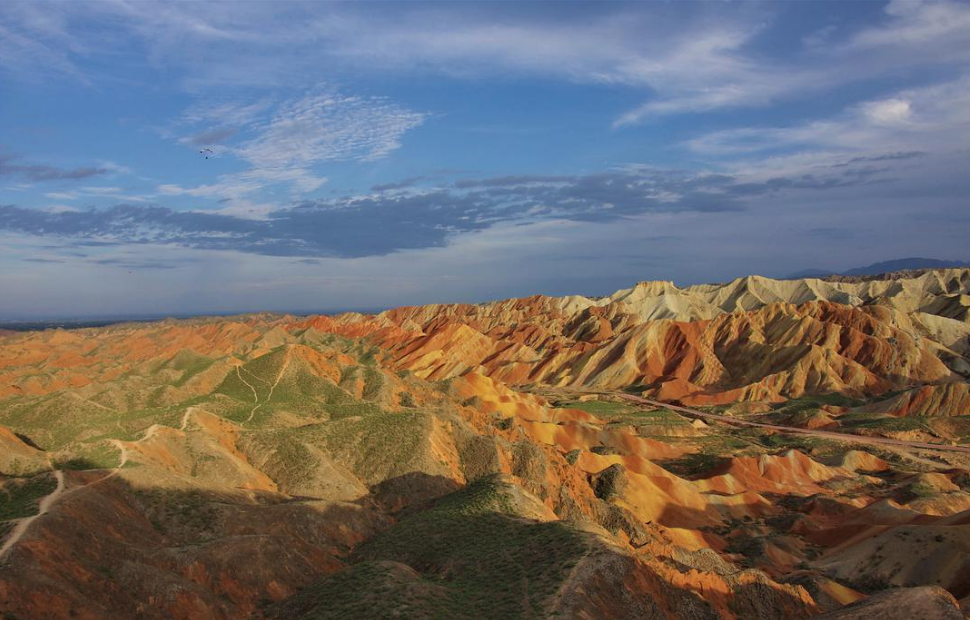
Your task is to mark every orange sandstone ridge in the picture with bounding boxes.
[294,269,970,410]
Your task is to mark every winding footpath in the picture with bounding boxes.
[616,393,970,455]
[0,420,165,561]
[6,350,300,561]
[1,359,290,561]
[241,348,291,423]
[235,366,259,415]
[0,470,64,559]
[179,406,199,432]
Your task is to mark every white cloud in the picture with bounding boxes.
[4,1,969,127]
[180,97,275,127]
[322,10,799,124]
[0,2,91,84]
[44,204,80,213]
[239,93,426,167]
[861,98,912,125]
[159,168,326,202]
[45,187,151,203]
[851,0,970,52]
[162,91,424,202]
[44,191,77,200]
[97,161,135,176]
[687,75,970,160]
[204,200,278,221]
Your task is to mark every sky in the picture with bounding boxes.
[1,0,969,319]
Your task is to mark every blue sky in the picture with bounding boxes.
[1,0,969,318]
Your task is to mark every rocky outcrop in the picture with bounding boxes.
[286,270,970,406]
[817,586,964,620]
[852,382,970,417]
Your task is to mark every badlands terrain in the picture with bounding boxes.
[1,268,969,619]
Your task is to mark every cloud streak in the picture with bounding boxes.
[185,127,238,146]
[5,1,969,126]
[0,153,107,182]
[0,158,912,259]
[681,74,970,190]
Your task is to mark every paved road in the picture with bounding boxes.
[615,393,970,455]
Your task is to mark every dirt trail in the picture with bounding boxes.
[615,393,970,455]
[0,423,161,561]
[235,366,259,407]
[245,348,291,423]
[0,470,64,560]
[179,406,200,432]
[1,356,290,560]
[108,423,159,470]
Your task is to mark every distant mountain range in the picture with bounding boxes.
[787,257,970,279]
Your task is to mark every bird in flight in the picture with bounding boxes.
[199,148,214,159]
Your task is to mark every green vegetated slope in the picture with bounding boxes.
[554,399,691,437]
[552,400,636,416]
[0,340,401,478]
[213,346,395,426]
[269,476,591,620]
[212,347,449,493]
[0,474,57,521]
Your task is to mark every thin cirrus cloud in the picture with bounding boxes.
[846,0,970,54]
[687,76,970,156]
[0,153,107,182]
[41,187,151,204]
[614,0,970,125]
[184,126,238,147]
[5,1,969,127]
[161,92,427,202]
[237,93,426,167]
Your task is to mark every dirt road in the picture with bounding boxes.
[616,393,970,455]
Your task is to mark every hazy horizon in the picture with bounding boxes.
[4,257,969,322]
